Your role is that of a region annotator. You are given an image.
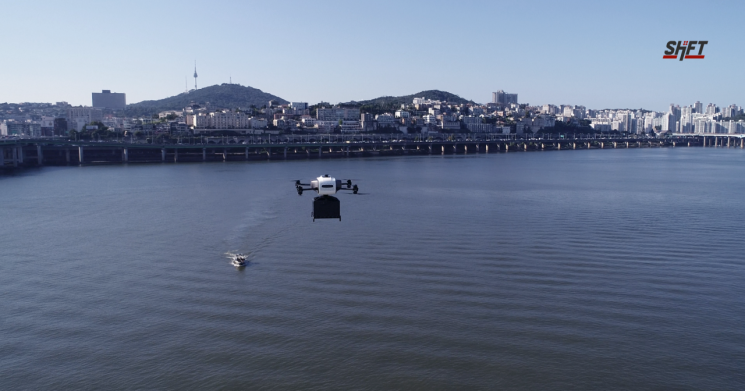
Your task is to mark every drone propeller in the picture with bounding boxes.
[338,179,362,189]
[337,184,360,194]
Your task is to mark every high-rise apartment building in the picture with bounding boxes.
[492,90,518,105]
[693,101,703,114]
[92,90,126,109]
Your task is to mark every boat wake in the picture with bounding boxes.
[225,251,249,267]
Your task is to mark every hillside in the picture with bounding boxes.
[346,90,473,106]
[125,84,288,116]
[340,90,474,115]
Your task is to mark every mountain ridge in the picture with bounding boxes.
[123,86,473,117]
[124,84,288,116]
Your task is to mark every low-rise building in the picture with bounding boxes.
[316,108,360,121]
[440,121,460,131]
[466,123,495,132]
[340,120,361,132]
[67,107,103,131]
[376,113,396,128]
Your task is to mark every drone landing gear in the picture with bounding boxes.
[312,195,341,221]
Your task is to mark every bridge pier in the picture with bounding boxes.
[65,149,70,164]
[123,148,128,162]
[36,145,43,165]
[284,147,288,159]
[741,138,744,148]
[727,137,731,147]
[160,148,166,162]
[0,148,4,167]
[78,146,84,164]
[223,149,227,161]
[318,147,322,158]
[246,147,250,160]
[174,148,178,162]
[429,145,432,154]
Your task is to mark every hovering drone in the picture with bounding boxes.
[295,175,359,221]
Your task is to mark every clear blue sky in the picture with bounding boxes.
[2,0,742,111]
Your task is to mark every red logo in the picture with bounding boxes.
[664,41,707,61]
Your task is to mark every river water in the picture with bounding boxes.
[1,148,744,389]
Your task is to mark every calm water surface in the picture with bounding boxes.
[1,148,744,389]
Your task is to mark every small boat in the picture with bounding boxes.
[232,253,247,267]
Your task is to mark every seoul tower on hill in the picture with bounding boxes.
[193,61,198,90]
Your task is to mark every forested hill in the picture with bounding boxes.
[125,84,288,116]
[340,90,474,115]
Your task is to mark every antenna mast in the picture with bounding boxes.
[193,61,198,90]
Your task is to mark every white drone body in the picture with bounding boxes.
[312,175,339,196]
[296,175,358,196]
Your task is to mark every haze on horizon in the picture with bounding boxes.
[1,0,742,112]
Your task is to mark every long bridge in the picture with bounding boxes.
[0,133,739,169]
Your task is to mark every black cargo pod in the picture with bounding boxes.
[313,195,341,221]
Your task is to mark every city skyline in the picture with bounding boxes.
[1,0,743,111]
